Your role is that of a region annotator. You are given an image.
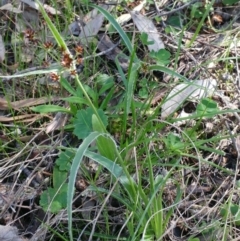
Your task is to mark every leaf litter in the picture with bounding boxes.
[0,0,240,240]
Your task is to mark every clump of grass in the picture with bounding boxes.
[0,0,240,240]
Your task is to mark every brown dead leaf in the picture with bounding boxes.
[97,34,129,72]
[131,11,164,52]
[20,0,61,15]
[80,4,114,44]
[113,0,146,26]
[0,3,22,13]
[0,114,45,123]
[79,13,104,44]
[150,87,168,106]
[45,112,68,133]
[0,97,61,111]
[11,97,61,108]
[83,4,112,23]
[0,97,18,111]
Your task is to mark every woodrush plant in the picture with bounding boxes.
[1,1,238,241]
[31,2,185,240]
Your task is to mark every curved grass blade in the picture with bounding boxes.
[0,67,60,79]
[68,132,120,241]
[148,65,188,82]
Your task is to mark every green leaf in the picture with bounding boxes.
[166,15,182,27]
[223,0,240,4]
[67,132,103,241]
[190,3,204,18]
[188,238,200,241]
[85,150,122,178]
[83,85,97,103]
[40,184,68,213]
[148,65,188,82]
[61,96,87,105]
[150,49,171,65]
[138,88,148,99]
[36,0,68,50]
[53,167,68,189]
[31,105,71,113]
[230,204,239,216]
[164,133,185,151]
[126,61,141,114]
[196,98,218,117]
[96,73,114,85]
[92,114,116,160]
[140,32,154,45]
[99,81,114,96]
[60,77,77,96]
[100,86,115,109]
[73,107,108,139]
[56,149,75,171]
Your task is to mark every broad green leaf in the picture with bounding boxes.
[83,85,97,103]
[223,0,240,4]
[140,32,154,45]
[166,15,182,27]
[188,238,200,241]
[164,133,185,151]
[40,184,68,213]
[149,49,171,65]
[73,107,108,139]
[92,114,116,160]
[96,73,114,85]
[56,149,75,171]
[53,167,68,189]
[99,81,114,95]
[61,96,87,105]
[196,98,218,117]
[31,105,71,113]
[100,86,115,109]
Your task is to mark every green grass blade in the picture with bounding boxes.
[187,0,215,48]
[125,56,140,114]
[0,67,61,79]
[67,132,103,241]
[148,65,189,82]
[35,0,69,50]
[85,150,123,178]
[92,114,117,160]
[31,105,71,113]
[60,77,77,96]
[61,96,88,105]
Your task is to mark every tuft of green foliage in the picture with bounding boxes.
[1,0,239,240]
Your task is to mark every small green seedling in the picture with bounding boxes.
[149,49,171,66]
